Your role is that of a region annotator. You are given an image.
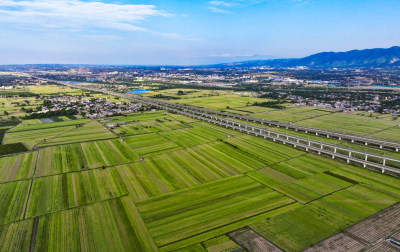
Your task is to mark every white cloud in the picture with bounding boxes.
[209,1,234,7]
[208,7,232,14]
[0,0,170,32]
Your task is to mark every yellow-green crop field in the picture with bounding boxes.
[0,109,400,252]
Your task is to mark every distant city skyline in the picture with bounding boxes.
[0,0,399,65]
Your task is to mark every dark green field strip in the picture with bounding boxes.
[250,184,400,252]
[0,152,37,183]
[7,119,90,133]
[25,168,128,218]
[0,143,29,156]
[0,180,30,225]
[0,218,33,251]
[0,197,158,251]
[136,175,294,246]
[0,128,7,144]
[36,139,139,177]
[124,133,182,157]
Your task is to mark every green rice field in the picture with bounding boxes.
[1,109,400,252]
[0,152,37,183]
[36,139,139,176]
[37,120,116,147]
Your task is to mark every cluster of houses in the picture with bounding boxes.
[40,96,143,119]
[291,94,400,114]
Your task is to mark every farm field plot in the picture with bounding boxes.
[104,110,167,124]
[0,97,42,120]
[273,173,352,203]
[329,164,400,195]
[113,121,161,135]
[114,117,188,136]
[38,120,116,147]
[297,112,400,136]
[251,107,334,123]
[28,84,82,95]
[3,125,77,149]
[250,184,400,252]
[0,152,37,183]
[248,154,346,187]
[0,218,33,251]
[124,133,182,157]
[223,135,304,165]
[143,89,233,100]
[7,118,89,132]
[36,139,139,176]
[369,126,400,142]
[26,168,127,218]
[0,143,29,156]
[202,235,243,252]
[160,122,238,148]
[137,175,294,248]
[117,141,265,201]
[0,180,30,225]
[32,197,157,251]
[173,95,271,111]
[19,119,43,125]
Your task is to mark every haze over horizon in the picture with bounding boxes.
[1,0,399,65]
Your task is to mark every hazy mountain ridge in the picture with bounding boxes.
[215,46,400,68]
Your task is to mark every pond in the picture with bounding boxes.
[126,90,149,95]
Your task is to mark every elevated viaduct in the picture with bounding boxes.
[59,82,400,175]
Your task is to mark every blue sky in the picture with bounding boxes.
[0,0,399,65]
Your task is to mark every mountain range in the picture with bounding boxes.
[214,46,400,68]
